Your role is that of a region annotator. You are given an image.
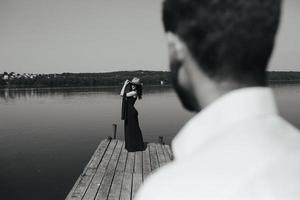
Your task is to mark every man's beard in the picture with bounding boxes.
[170,60,200,112]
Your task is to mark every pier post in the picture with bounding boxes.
[158,136,165,145]
[112,124,117,139]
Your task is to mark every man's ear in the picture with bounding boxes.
[166,32,185,62]
[166,32,190,91]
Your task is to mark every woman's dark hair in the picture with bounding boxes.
[163,0,281,86]
[129,83,143,99]
[135,84,143,99]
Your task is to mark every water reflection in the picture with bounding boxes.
[0,86,189,200]
[0,86,173,101]
[0,84,299,200]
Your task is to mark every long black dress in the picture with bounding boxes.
[123,96,145,152]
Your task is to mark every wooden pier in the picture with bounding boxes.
[66,139,173,200]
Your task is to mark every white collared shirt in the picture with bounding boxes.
[135,87,300,200]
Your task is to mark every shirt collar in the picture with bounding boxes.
[172,87,278,160]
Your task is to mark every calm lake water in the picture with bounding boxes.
[1,84,300,200]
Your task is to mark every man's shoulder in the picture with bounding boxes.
[134,116,300,200]
[135,160,186,200]
[261,115,300,150]
[239,151,300,199]
[229,114,300,152]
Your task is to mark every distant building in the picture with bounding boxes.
[3,75,9,80]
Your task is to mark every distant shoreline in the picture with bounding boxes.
[0,84,173,91]
[1,82,300,91]
[269,80,300,83]
[1,70,300,89]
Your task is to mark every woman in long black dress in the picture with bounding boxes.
[120,77,145,152]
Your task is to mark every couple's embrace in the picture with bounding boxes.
[120,77,145,152]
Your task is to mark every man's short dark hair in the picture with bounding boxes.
[163,0,281,85]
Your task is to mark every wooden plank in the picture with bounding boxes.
[149,144,159,172]
[66,139,174,200]
[66,174,83,200]
[132,173,143,200]
[82,140,118,200]
[66,168,96,200]
[165,145,174,160]
[66,140,110,199]
[162,144,171,162]
[161,145,171,163]
[142,147,151,180]
[116,141,128,172]
[107,141,127,200]
[120,172,133,200]
[66,139,111,200]
[107,171,124,200]
[89,139,111,169]
[125,152,135,173]
[134,151,143,173]
[95,140,123,200]
[156,143,167,167]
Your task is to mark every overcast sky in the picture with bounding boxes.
[0,0,299,73]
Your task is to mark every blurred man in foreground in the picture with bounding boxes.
[136,0,300,199]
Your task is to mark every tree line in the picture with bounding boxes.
[0,71,171,88]
[1,71,300,88]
